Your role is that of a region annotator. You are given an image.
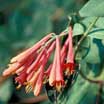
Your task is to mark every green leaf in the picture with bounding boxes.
[76,33,104,63]
[81,17,104,28]
[88,28,104,39]
[82,38,104,63]
[73,23,84,36]
[87,63,103,77]
[79,37,90,59]
[79,0,104,16]
[96,17,104,28]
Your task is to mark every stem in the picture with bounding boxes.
[74,17,99,58]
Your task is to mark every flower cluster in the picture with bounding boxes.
[3,26,75,96]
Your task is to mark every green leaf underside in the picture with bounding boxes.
[79,0,104,16]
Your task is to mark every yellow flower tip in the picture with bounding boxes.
[64,68,71,76]
[16,84,21,90]
[25,83,33,93]
[43,76,48,84]
[10,57,17,63]
[55,82,62,92]
[64,68,74,76]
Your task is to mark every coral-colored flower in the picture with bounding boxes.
[26,48,46,74]
[2,27,76,96]
[10,33,53,63]
[49,36,64,91]
[3,53,35,76]
[15,70,27,89]
[26,51,48,96]
[65,26,75,75]
[61,35,69,64]
[33,65,44,96]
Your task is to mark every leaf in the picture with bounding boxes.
[78,37,90,60]
[96,17,104,28]
[81,17,104,28]
[88,28,104,40]
[79,0,104,16]
[76,33,104,64]
[81,37,104,63]
[73,23,84,36]
[87,63,103,77]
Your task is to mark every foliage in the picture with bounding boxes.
[0,0,104,104]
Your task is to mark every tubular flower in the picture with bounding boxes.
[64,26,75,76]
[49,36,64,92]
[2,26,76,96]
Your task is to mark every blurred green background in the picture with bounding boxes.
[1,0,104,104]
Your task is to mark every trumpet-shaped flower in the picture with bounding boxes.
[49,36,64,91]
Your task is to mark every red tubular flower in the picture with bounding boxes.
[61,36,69,64]
[15,70,27,89]
[64,26,75,75]
[26,48,46,74]
[14,55,35,88]
[25,49,47,93]
[10,33,53,63]
[43,64,52,84]
[16,54,35,74]
[3,33,54,77]
[25,41,56,95]
[49,50,56,86]
[44,64,52,76]
[55,36,64,91]
[2,27,76,96]
[49,36,64,91]
[3,63,21,76]
[25,68,41,93]
[27,70,34,81]
[33,65,44,96]
[27,41,55,74]
[26,51,47,96]
[3,53,35,76]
